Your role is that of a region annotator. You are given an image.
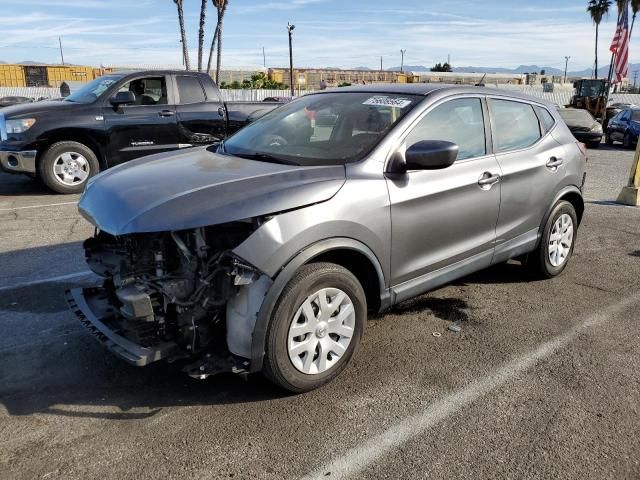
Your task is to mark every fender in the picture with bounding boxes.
[248,237,389,373]
[536,185,584,247]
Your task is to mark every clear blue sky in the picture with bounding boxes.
[0,0,635,71]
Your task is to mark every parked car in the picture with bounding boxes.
[263,96,292,103]
[0,96,32,108]
[605,106,640,148]
[67,85,586,392]
[557,108,603,148]
[0,70,283,193]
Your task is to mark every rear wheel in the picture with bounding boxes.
[263,262,366,393]
[527,200,578,279]
[39,141,99,194]
[605,132,613,145]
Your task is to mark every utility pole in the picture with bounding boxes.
[447,53,451,66]
[400,49,406,73]
[287,23,295,97]
[59,37,65,65]
[563,56,571,83]
[633,70,639,89]
[262,46,266,68]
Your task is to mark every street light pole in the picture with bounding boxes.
[400,49,406,73]
[287,23,295,97]
[564,56,571,83]
[59,37,65,65]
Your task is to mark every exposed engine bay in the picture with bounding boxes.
[66,220,271,378]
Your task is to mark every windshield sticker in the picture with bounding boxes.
[363,96,412,108]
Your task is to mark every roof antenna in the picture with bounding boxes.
[475,73,486,87]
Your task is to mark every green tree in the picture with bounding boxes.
[430,62,452,72]
[587,0,612,79]
[197,0,207,72]
[173,0,190,70]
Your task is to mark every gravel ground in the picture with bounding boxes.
[0,144,639,480]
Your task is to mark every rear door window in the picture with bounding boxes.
[404,98,486,161]
[489,99,541,153]
[176,75,207,104]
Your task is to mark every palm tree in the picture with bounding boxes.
[198,0,208,72]
[206,0,227,76]
[631,0,640,37]
[214,0,228,83]
[587,0,612,78]
[174,0,191,70]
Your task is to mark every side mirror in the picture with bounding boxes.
[404,140,458,171]
[110,91,136,108]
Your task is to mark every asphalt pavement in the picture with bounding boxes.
[0,145,639,480]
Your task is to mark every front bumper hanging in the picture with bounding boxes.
[65,287,179,366]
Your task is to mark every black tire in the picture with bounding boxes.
[605,132,613,145]
[623,131,632,149]
[263,262,366,393]
[527,200,578,279]
[39,141,99,194]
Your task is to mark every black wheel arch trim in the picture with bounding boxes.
[248,237,389,373]
[536,185,584,248]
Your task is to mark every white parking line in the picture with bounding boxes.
[300,293,640,480]
[0,201,77,212]
[0,271,93,292]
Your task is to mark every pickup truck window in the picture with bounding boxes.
[117,77,168,105]
[223,92,423,166]
[176,76,207,104]
[64,75,121,103]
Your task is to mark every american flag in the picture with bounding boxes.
[610,0,630,84]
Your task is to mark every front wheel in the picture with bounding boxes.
[39,141,99,194]
[623,132,633,149]
[527,200,578,279]
[263,262,366,393]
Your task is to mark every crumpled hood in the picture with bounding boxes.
[78,146,346,235]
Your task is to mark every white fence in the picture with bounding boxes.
[3,86,640,108]
[0,87,60,99]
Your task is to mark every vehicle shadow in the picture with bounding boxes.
[0,171,72,197]
[0,251,531,420]
[630,250,640,258]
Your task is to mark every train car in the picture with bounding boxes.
[0,64,113,88]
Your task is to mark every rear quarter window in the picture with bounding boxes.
[535,106,556,134]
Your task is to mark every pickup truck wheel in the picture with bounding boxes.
[263,262,366,393]
[39,141,99,194]
[527,200,577,279]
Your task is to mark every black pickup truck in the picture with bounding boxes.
[0,70,282,193]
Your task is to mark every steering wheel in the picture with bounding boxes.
[264,134,289,148]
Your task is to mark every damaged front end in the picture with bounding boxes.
[66,220,272,378]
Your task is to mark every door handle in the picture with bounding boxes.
[546,157,564,169]
[159,110,175,117]
[478,172,500,188]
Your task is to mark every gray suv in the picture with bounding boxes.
[67,85,586,392]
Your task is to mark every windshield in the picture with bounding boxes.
[64,75,121,103]
[223,92,423,166]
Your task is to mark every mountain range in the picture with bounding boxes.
[377,64,640,78]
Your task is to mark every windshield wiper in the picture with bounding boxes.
[235,152,301,166]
